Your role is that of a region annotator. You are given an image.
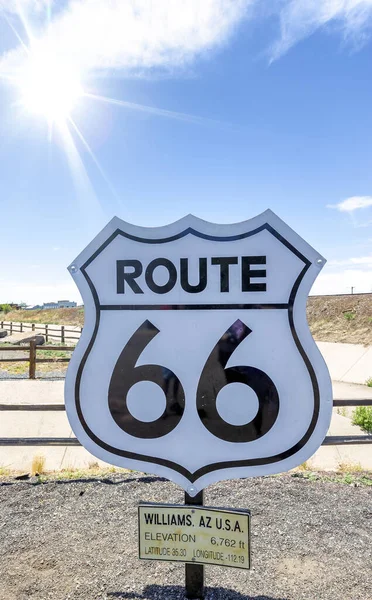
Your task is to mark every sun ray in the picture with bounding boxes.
[47,118,54,144]
[13,0,35,44]
[0,5,30,53]
[46,0,52,27]
[57,120,103,218]
[84,92,225,128]
[68,116,120,205]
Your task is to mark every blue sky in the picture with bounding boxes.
[1,0,372,304]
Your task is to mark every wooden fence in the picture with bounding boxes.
[0,342,74,379]
[0,399,370,447]
[0,321,82,343]
[0,326,371,446]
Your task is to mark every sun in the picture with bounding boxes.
[19,51,83,124]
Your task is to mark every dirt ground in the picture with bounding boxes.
[0,472,371,600]
[307,294,372,345]
[2,294,372,345]
[0,307,84,327]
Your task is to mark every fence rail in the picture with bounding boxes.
[0,342,75,379]
[1,330,371,447]
[0,320,82,343]
[0,401,370,447]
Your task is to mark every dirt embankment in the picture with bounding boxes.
[0,307,84,327]
[308,294,372,345]
[2,294,372,345]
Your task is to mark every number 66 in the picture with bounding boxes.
[108,319,279,442]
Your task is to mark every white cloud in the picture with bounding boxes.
[327,195,372,212]
[2,0,372,78]
[328,254,372,267]
[0,0,250,74]
[270,0,372,60]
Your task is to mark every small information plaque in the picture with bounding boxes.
[138,503,250,570]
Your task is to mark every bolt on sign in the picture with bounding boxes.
[65,210,332,495]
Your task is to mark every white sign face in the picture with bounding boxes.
[65,210,332,496]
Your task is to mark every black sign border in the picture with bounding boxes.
[74,223,318,483]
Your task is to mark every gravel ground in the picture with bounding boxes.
[0,473,371,600]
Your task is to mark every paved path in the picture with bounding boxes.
[0,380,110,471]
[310,381,372,471]
[0,380,370,473]
[318,340,372,384]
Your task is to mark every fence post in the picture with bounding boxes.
[0,321,3,329]
[45,324,48,343]
[10,322,13,334]
[29,341,36,380]
[20,322,23,333]
[61,326,65,344]
[32,323,35,332]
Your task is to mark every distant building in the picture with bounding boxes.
[42,300,77,310]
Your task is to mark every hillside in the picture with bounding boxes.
[1,294,372,345]
[0,307,84,327]
[307,294,372,345]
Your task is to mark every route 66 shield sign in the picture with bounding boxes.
[65,210,332,495]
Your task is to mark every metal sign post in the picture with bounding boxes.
[185,490,205,599]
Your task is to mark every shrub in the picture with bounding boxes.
[352,406,372,434]
[0,304,12,314]
[366,377,372,388]
[344,311,356,321]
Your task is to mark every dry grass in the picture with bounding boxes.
[0,360,68,376]
[0,342,72,376]
[297,461,311,471]
[308,294,372,345]
[337,462,363,474]
[38,464,127,481]
[0,362,28,375]
[0,307,84,327]
[31,455,46,476]
[2,294,372,345]
[0,463,128,480]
